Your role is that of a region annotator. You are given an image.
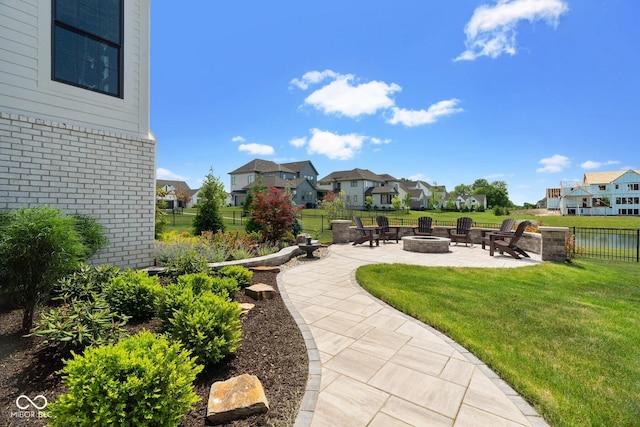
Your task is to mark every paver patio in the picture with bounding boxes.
[278,242,549,427]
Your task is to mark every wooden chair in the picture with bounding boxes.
[489,220,531,259]
[481,218,516,249]
[414,216,433,236]
[352,216,380,247]
[376,216,399,243]
[447,217,473,246]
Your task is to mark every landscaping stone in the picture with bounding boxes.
[239,303,255,315]
[249,265,281,273]
[245,283,277,300]
[207,374,269,424]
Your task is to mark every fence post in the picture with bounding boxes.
[331,220,352,243]
[539,226,570,262]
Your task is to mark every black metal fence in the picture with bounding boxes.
[572,227,640,262]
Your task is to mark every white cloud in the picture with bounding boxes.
[581,160,620,170]
[455,0,569,61]
[231,136,246,142]
[387,99,463,126]
[156,168,189,181]
[408,173,431,182]
[306,128,367,160]
[369,137,391,145]
[238,143,275,156]
[304,74,401,117]
[537,154,570,173]
[289,137,307,148]
[292,70,462,126]
[289,69,339,90]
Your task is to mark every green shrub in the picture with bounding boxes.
[71,214,108,261]
[177,273,239,299]
[156,284,192,330]
[256,244,278,257]
[27,297,129,352]
[217,265,253,288]
[103,270,162,319]
[165,291,242,366]
[0,206,85,332]
[48,331,202,427]
[230,248,252,260]
[53,263,120,303]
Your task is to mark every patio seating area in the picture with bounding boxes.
[280,242,545,426]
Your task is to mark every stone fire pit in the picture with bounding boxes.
[402,236,451,253]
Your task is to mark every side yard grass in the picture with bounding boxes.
[355,259,640,427]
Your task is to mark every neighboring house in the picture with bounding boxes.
[318,168,415,210]
[402,180,440,209]
[156,180,198,209]
[554,170,640,216]
[455,194,487,211]
[228,159,318,207]
[0,1,154,268]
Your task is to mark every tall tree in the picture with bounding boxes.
[192,168,226,235]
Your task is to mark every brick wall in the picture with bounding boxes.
[0,112,156,269]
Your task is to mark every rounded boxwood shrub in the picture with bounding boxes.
[48,331,202,427]
[103,270,162,319]
[176,272,239,299]
[217,265,253,288]
[165,291,242,366]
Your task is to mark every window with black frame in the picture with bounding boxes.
[52,0,123,97]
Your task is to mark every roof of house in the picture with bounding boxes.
[583,169,640,185]
[280,160,318,175]
[229,159,295,175]
[156,179,192,193]
[318,168,385,184]
[365,185,399,195]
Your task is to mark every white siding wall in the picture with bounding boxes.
[0,0,151,139]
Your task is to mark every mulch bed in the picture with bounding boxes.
[0,249,325,426]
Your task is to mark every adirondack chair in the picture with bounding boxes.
[352,216,380,247]
[489,220,531,259]
[481,218,516,249]
[414,216,433,236]
[447,217,473,246]
[376,216,399,243]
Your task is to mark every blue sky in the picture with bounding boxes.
[151,0,639,206]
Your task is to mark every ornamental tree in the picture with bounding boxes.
[250,186,300,243]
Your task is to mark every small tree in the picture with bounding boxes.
[391,196,402,211]
[250,186,300,242]
[193,168,226,236]
[402,193,412,213]
[243,175,267,234]
[0,207,85,332]
[364,195,374,211]
[175,188,192,208]
[320,190,345,223]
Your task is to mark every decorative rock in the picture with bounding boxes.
[249,265,280,273]
[207,374,269,424]
[239,303,255,315]
[245,283,277,300]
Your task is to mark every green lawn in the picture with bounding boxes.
[355,259,640,427]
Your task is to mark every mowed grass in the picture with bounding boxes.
[356,259,640,427]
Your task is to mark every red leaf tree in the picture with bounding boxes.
[250,186,301,242]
